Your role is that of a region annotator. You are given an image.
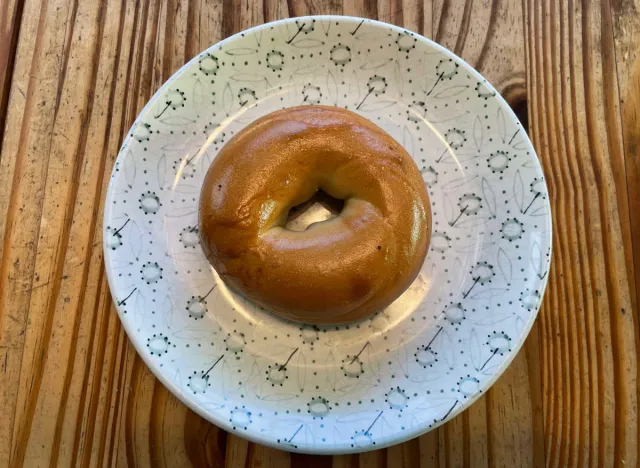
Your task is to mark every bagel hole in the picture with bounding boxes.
[285,190,345,232]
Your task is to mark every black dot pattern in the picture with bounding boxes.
[105,16,552,453]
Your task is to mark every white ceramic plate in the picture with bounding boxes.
[104,16,551,454]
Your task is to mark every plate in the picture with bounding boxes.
[104,16,552,454]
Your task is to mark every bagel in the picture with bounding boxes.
[198,106,431,324]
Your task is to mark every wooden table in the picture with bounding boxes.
[0,0,638,466]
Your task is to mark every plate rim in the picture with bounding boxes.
[103,14,553,455]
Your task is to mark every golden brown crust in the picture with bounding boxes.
[199,105,431,324]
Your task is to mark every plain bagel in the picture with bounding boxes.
[198,105,431,324]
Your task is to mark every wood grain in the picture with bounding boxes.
[0,0,22,149]
[0,1,636,467]
[523,1,639,466]
[612,0,640,337]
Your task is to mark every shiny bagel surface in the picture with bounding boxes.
[199,105,431,324]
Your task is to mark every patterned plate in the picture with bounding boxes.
[104,16,551,454]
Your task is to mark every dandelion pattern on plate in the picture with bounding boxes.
[104,16,551,453]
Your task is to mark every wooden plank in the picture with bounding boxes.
[611,0,640,353]
[610,0,640,461]
[523,1,638,467]
[0,0,83,465]
[0,0,23,150]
